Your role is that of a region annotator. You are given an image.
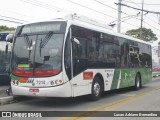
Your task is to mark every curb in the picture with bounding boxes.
[0,96,14,105]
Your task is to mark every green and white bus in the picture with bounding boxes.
[8,14,152,100]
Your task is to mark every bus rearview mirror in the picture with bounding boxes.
[73,37,80,45]
[6,34,14,43]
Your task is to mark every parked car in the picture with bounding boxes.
[152,66,160,71]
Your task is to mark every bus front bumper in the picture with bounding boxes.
[11,82,72,97]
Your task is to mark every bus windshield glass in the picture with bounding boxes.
[12,22,66,77]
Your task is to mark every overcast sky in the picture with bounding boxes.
[1,0,160,41]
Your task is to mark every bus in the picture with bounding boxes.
[7,14,152,100]
[0,32,13,85]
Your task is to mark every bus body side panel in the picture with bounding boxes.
[111,68,136,89]
[70,69,114,97]
[70,67,152,97]
[111,68,152,90]
[140,68,152,85]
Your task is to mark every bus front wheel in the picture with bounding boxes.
[90,77,102,101]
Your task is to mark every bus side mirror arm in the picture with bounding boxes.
[5,44,8,54]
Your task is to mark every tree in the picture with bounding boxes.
[0,25,15,32]
[126,27,157,41]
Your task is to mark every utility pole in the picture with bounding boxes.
[117,0,122,33]
[140,0,144,40]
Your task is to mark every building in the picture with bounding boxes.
[150,40,160,67]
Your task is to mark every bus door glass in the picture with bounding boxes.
[72,26,87,76]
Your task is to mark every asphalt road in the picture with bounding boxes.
[0,77,160,120]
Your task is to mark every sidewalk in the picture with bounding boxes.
[0,85,14,104]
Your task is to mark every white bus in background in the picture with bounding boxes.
[7,14,152,100]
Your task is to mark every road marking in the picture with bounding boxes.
[58,87,160,120]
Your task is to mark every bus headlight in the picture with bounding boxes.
[55,80,63,85]
[51,80,63,86]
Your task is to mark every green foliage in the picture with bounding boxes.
[0,25,15,32]
[126,27,157,41]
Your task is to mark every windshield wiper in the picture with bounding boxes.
[40,31,53,48]
[39,31,53,57]
[24,34,32,48]
[24,34,32,58]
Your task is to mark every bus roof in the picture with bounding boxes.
[65,14,151,46]
[17,13,151,46]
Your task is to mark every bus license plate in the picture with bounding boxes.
[29,88,39,92]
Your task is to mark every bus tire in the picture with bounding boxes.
[134,74,141,90]
[90,77,102,101]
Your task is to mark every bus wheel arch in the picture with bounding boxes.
[90,73,104,101]
[134,72,142,90]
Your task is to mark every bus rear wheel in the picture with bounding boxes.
[90,77,102,101]
[134,74,141,90]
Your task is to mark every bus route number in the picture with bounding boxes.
[36,80,45,85]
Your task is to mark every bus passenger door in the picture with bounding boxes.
[72,38,87,76]
[71,37,89,96]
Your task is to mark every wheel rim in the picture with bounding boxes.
[93,82,100,96]
[136,77,140,88]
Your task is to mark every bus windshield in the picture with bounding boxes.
[12,22,66,77]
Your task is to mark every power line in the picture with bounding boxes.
[128,15,160,32]
[117,1,160,36]
[143,21,160,32]
[0,8,34,18]
[114,1,160,35]
[20,0,59,12]
[94,0,151,28]
[124,0,159,24]
[115,3,160,14]
[67,0,143,30]
[123,21,139,28]
[124,1,160,5]
[93,0,136,25]
[20,0,72,13]
[0,15,29,23]
[6,0,160,35]
[93,0,117,11]
[93,0,132,17]
[0,18,24,24]
[20,0,141,29]
[67,0,117,19]
[119,1,160,32]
